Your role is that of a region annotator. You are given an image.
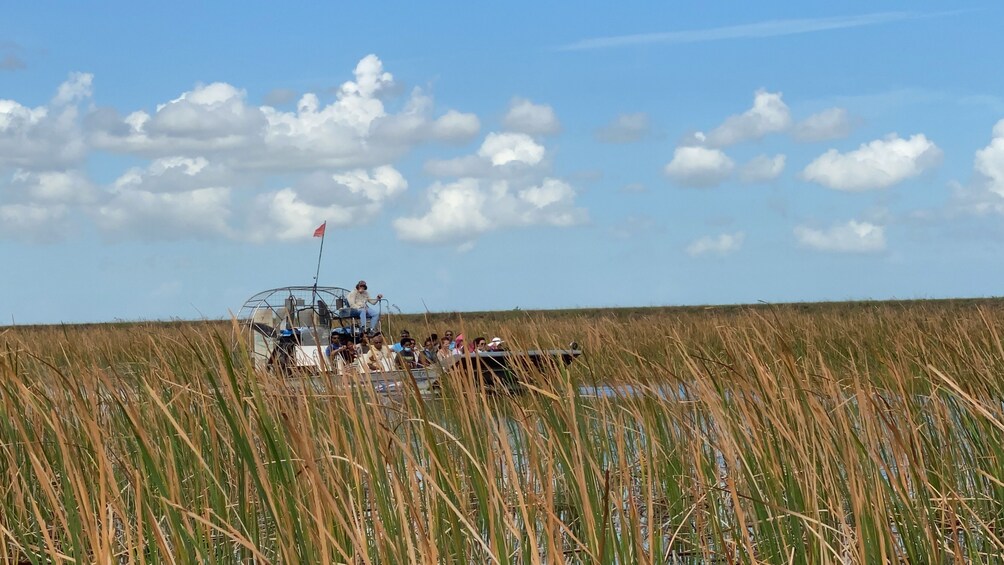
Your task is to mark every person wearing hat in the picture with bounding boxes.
[347,280,383,335]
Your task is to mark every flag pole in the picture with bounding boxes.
[312,221,326,292]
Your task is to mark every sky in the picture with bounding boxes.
[2,2,1004,324]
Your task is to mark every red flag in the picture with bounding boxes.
[313,222,326,238]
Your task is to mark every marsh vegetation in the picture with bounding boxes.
[2,299,1003,563]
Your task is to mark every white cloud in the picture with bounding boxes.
[739,154,786,183]
[0,203,68,242]
[425,131,548,178]
[248,188,354,242]
[96,187,233,240]
[52,72,93,106]
[503,98,560,136]
[7,169,96,204]
[91,55,480,169]
[0,73,90,169]
[974,119,1004,197]
[112,156,234,194]
[92,155,238,239]
[951,119,1004,217]
[393,179,490,244]
[664,146,735,188]
[794,220,886,253]
[247,165,407,242]
[424,155,490,178]
[394,177,585,245]
[802,134,942,190]
[595,112,650,143]
[792,107,854,142]
[92,82,264,156]
[150,82,265,140]
[686,232,745,256]
[0,169,94,242]
[702,90,791,147]
[478,132,546,166]
[331,165,407,202]
[429,110,481,141]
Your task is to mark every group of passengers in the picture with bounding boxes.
[325,326,505,373]
[333,278,505,372]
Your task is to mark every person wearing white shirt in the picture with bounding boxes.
[361,334,396,372]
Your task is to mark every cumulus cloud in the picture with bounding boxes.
[96,187,233,240]
[792,107,854,142]
[0,203,68,242]
[53,72,94,106]
[974,119,1004,197]
[0,57,583,245]
[92,155,239,239]
[478,132,545,166]
[739,154,786,183]
[664,146,735,188]
[595,112,650,143]
[802,134,942,190]
[502,98,560,136]
[8,169,97,204]
[702,90,791,147]
[429,109,481,141]
[393,177,585,245]
[111,156,234,194]
[949,119,1004,216]
[0,73,91,169]
[0,168,96,242]
[425,131,547,178]
[686,232,745,256]
[91,54,480,169]
[248,165,407,242]
[794,220,886,253]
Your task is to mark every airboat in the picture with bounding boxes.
[234,285,582,393]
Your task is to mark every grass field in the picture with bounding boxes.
[2,298,1004,563]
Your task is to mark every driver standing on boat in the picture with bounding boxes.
[348,280,383,335]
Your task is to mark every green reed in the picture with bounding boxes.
[1,299,1003,562]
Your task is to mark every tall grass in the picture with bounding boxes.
[1,300,1003,562]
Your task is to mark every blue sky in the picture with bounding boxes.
[2,2,1004,324]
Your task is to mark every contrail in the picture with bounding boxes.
[558,11,965,51]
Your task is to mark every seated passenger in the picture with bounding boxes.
[436,337,453,361]
[391,329,411,353]
[421,337,437,366]
[487,337,504,351]
[452,334,465,356]
[398,337,420,369]
[326,334,358,372]
[472,337,487,353]
[361,334,396,372]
